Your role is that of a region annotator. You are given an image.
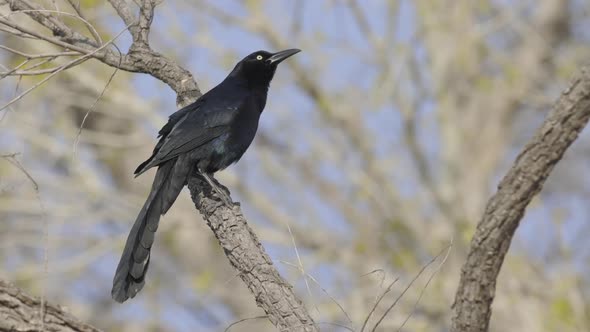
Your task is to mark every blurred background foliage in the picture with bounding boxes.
[1,0,590,331]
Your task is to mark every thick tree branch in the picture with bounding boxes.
[0,280,102,332]
[188,175,318,332]
[451,66,590,331]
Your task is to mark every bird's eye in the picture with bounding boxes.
[256,55,263,60]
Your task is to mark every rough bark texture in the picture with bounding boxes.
[0,280,102,332]
[187,174,318,332]
[451,66,590,331]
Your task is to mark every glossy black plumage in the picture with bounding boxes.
[111,49,300,303]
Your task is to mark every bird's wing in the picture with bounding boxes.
[135,97,242,175]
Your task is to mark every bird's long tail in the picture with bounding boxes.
[111,155,191,302]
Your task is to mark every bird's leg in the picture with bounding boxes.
[200,171,233,207]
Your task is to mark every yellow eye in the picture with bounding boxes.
[256,55,263,60]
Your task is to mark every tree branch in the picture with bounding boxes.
[188,174,318,332]
[130,0,155,51]
[7,0,98,48]
[1,1,318,330]
[451,66,590,331]
[0,279,102,332]
[106,0,139,36]
[5,0,200,108]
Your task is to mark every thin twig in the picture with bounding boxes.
[224,315,267,332]
[0,57,63,77]
[0,24,40,39]
[0,45,80,58]
[361,269,386,289]
[0,17,105,61]
[370,244,453,332]
[0,59,30,79]
[6,0,98,48]
[360,277,399,332]
[25,56,58,70]
[0,23,131,112]
[0,152,20,158]
[72,44,121,159]
[71,67,119,157]
[280,260,354,327]
[6,9,103,45]
[2,154,38,190]
[0,72,21,123]
[285,220,317,313]
[347,0,373,38]
[396,239,453,331]
[65,0,102,44]
[318,322,356,331]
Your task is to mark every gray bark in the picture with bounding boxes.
[451,66,590,331]
[188,175,318,332]
[0,280,102,332]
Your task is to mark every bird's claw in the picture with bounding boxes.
[212,185,233,207]
[200,171,233,208]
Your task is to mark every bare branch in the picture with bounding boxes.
[0,60,29,79]
[130,0,156,51]
[2,65,62,76]
[65,0,102,44]
[371,244,451,332]
[280,260,353,327]
[72,66,120,158]
[188,175,318,332]
[107,0,139,35]
[0,16,105,57]
[7,0,98,48]
[451,66,590,332]
[318,322,355,331]
[397,241,452,331]
[6,9,103,45]
[0,279,102,332]
[224,315,268,332]
[347,0,373,39]
[360,278,399,332]
[1,154,38,191]
[0,24,38,38]
[3,1,200,106]
[0,23,130,112]
[0,45,80,58]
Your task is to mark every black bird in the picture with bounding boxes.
[111,49,301,303]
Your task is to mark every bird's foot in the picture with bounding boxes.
[211,185,233,207]
[200,172,234,208]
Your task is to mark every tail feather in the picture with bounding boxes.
[111,155,190,303]
[162,155,191,213]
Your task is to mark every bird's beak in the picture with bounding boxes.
[267,49,301,65]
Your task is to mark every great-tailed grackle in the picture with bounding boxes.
[111,49,300,303]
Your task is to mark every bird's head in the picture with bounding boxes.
[229,49,301,88]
